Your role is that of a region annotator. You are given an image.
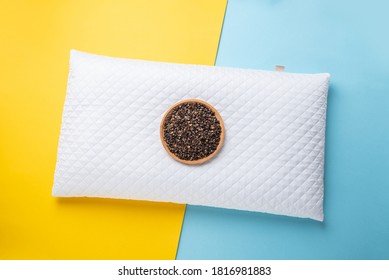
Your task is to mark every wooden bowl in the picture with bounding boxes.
[160,99,225,165]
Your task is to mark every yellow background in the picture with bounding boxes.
[0,0,226,259]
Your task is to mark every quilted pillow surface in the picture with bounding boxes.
[53,50,330,221]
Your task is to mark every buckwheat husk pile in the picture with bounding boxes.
[163,102,222,161]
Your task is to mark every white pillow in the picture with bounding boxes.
[53,50,330,221]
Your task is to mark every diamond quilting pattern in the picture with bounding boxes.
[53,50,330,221]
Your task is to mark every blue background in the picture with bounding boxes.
[177,0,389,259]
